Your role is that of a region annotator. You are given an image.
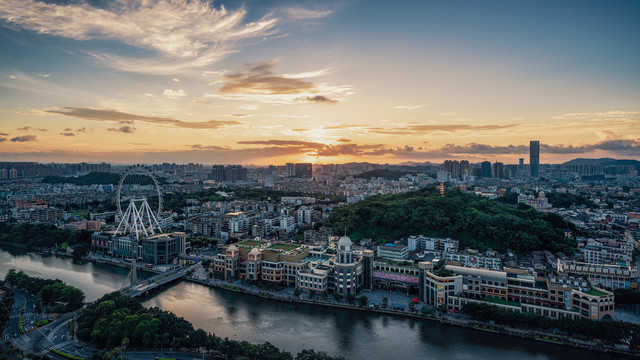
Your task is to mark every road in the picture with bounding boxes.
[3,290,209,359]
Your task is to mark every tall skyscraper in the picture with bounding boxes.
[530,140,540,178]
[480,161,492,178]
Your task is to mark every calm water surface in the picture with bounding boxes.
[0,248,621,360]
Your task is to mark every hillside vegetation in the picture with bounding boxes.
[328,187,577,254]
[42,172,121,185]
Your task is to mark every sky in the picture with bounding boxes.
[0,0,639,165]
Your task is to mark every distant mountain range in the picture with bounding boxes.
[562,158,640,170]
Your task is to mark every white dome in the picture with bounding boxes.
[227,244,238,251]
[338,236,352,247]
[249,247,261,255]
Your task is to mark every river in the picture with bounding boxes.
[0,249,622,360]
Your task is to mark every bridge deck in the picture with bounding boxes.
[121,265,196,297]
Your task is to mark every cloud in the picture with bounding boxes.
[420,139,640,156]
[0,0,278,74]
[207,61,351,104]
[553,110,640,120]
[394,104,427,110]
[291,129,309,132]
[189,144,229,150]
[297,95,337,103]
[38,74,51,78]
[108,126,136,134]
[283,7,333,20]
[45,107,241,129]
[163,89,186,99]
[337,139,351,142]
[322,123,519,135]
[59,127,87,136]
[238,140,324,148]
[0,132,9,136]
[0,138,6,142]
[17,126,47,131]
[10,135,37,142]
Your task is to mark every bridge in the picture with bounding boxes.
[120,264,197,298]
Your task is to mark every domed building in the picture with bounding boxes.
[335,235,357,297]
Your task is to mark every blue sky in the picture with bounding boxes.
[0,0,638,164]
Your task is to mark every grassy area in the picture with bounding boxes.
[586,288,607,296]
[482,296,521,307]
[70,210,90,218]
[35,319,50,327]
[18,308,24,334]
[269,243,299,251]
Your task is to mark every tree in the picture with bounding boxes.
[382,297,389,309]
[120,337,129,359]
[408,302,416,312]
[333,293,342,302]
[294,288,301,297]
[346,294,355,304]
[358,295,368,306]
[321,290,328,299]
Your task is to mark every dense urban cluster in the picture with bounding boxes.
[1,151,640,357]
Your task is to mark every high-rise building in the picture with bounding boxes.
[530,140,540,178]
[493,162,505,179]
[480,161,492,178]
[286,163,295,177]
[209,165,247,182]
[294,163,312,177]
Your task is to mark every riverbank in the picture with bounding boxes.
[178,270,640,358]
[1,249,626,360]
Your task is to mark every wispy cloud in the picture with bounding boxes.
[60,127,87,136]
[0,0,278,74]
[10,135,37,142]
[322,123,519,135]
[17,126,47,131]
[108,126,136,134]
[283,7,333,20]
[552,110,640,120]
[38,74,51,78]
[206,61,352,104]
[163,89,186,99]
[45,107,241,130]
[393,104,427,110]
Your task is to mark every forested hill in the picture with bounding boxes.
[42,172,120,185]
[328,187,577,254]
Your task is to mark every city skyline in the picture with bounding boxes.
[1,0,639,165]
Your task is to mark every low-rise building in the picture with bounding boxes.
[376,243,409,260]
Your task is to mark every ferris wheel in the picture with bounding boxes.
[115,164,162,218]
[114,164,163,238]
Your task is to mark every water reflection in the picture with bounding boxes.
[0,249,626,360]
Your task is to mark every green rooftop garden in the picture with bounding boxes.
[238,240,264,247]
[269,243,299,251]
[586,288,607,296]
